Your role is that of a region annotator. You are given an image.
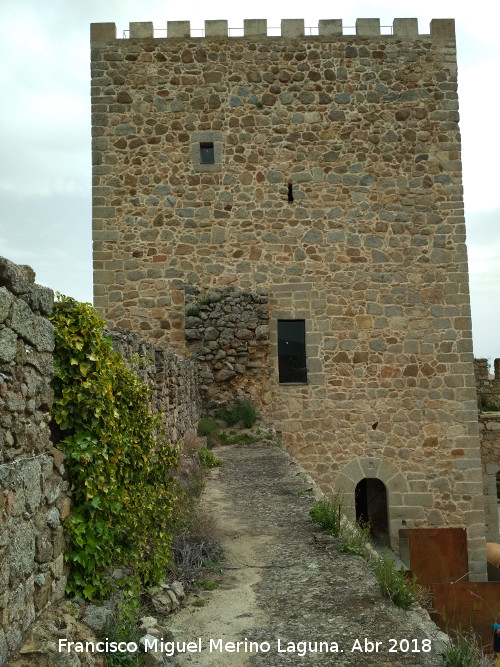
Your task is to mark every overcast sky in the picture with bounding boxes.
[0,0,499,364]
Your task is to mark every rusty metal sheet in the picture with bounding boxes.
[431,582,500,653]
[399,528,468,586]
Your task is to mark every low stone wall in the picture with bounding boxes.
[0,257,201,666]
[0,257,69,666]
[105,328,200,440]
[184,286,270,408]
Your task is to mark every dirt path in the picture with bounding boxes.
[169,441,447,666]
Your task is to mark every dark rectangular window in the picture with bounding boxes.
[200,142,214,164]
[278,320,307,384]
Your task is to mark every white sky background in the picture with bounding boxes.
[0,0,498,363]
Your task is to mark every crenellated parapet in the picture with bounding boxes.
[90,18,455,42]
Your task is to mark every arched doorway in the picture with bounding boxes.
[355,478,389,542]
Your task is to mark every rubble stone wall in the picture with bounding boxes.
[0,257,200,666]
[0,257,68,666]
[105,328,200,441]
[90,19,487,579]
[474,357,500,411]
[184,286,270,407]
[478,414,500,541]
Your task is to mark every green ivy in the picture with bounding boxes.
[50,296,179,599]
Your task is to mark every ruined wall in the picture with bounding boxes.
[105,328,200,440]
[479,414,500,542]
[90,18,487,579]
[474,357,500,411]
[184,286,270,407]
[0,258,69,665]
[0,257,200,665]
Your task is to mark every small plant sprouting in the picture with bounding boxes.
[199,446,223,467]
[309,494,343,537]
[440,628,485,667]
[219,432,261,446]
[196,579,217,591]
[198,292,221,306]
[217,400,258,428]
[371,552,423,611]
[255,100,264,109]
[197,418,220,438]
[186,305,199,317]
[193,598,207,607]
[337,521,371,557]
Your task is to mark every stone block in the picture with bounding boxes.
[356,19,380,36]
[9,521,36,584]
[244,19,267,37]
[167,21,191,38]
[393,18,418,37]
[403,493,434,506]
[0,286,13,322]
[90,23,117,42]
[130,22,154,38]
[0,328,17,363]
[205,20,228,38]
[22,460,42,516]
[430,19,455,39]
[358,458,381,478]
[318,20,342,37]
[281,19,304,38]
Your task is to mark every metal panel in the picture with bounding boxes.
[431,582,500,653]
[399,528,468,586]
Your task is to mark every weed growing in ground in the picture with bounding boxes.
[202,559,222,570]
[219,432,261,446]
[217,400,258,428]
[197,418,221,446]
[309,495,343,536]
[196,579,217,591]
[440,628,489,667]
[371,552,423,610]
[193,598,207,607]
[98,589,144,666]
[338,521,371,557]
[297,489,314,497]
[185,305,199,317]
[199,446,223,467]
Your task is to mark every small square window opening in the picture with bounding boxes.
[200,142,215,164]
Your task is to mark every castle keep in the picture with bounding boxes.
[90,18,487,578]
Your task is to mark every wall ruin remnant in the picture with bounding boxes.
[90,18,487,579]
[0,257,68,665]
[0,256,200,665]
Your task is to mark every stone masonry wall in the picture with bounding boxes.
[184,286,270,407]
[472,359,500,540]
[105,328,200,441]
[478,414,500,542]
[0,257,69,666]
[474,357,500,411]
[0,257,200,666]
[91,19,487,579]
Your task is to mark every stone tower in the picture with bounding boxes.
[90,18,487,579]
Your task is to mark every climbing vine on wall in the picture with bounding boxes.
[50,295,179,599]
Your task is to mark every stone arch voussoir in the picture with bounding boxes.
[334,457,408,548]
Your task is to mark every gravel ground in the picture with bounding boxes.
[169,441,448,666]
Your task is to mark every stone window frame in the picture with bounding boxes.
[191,131,222,173]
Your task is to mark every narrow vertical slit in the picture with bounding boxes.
[287,183,294,202]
